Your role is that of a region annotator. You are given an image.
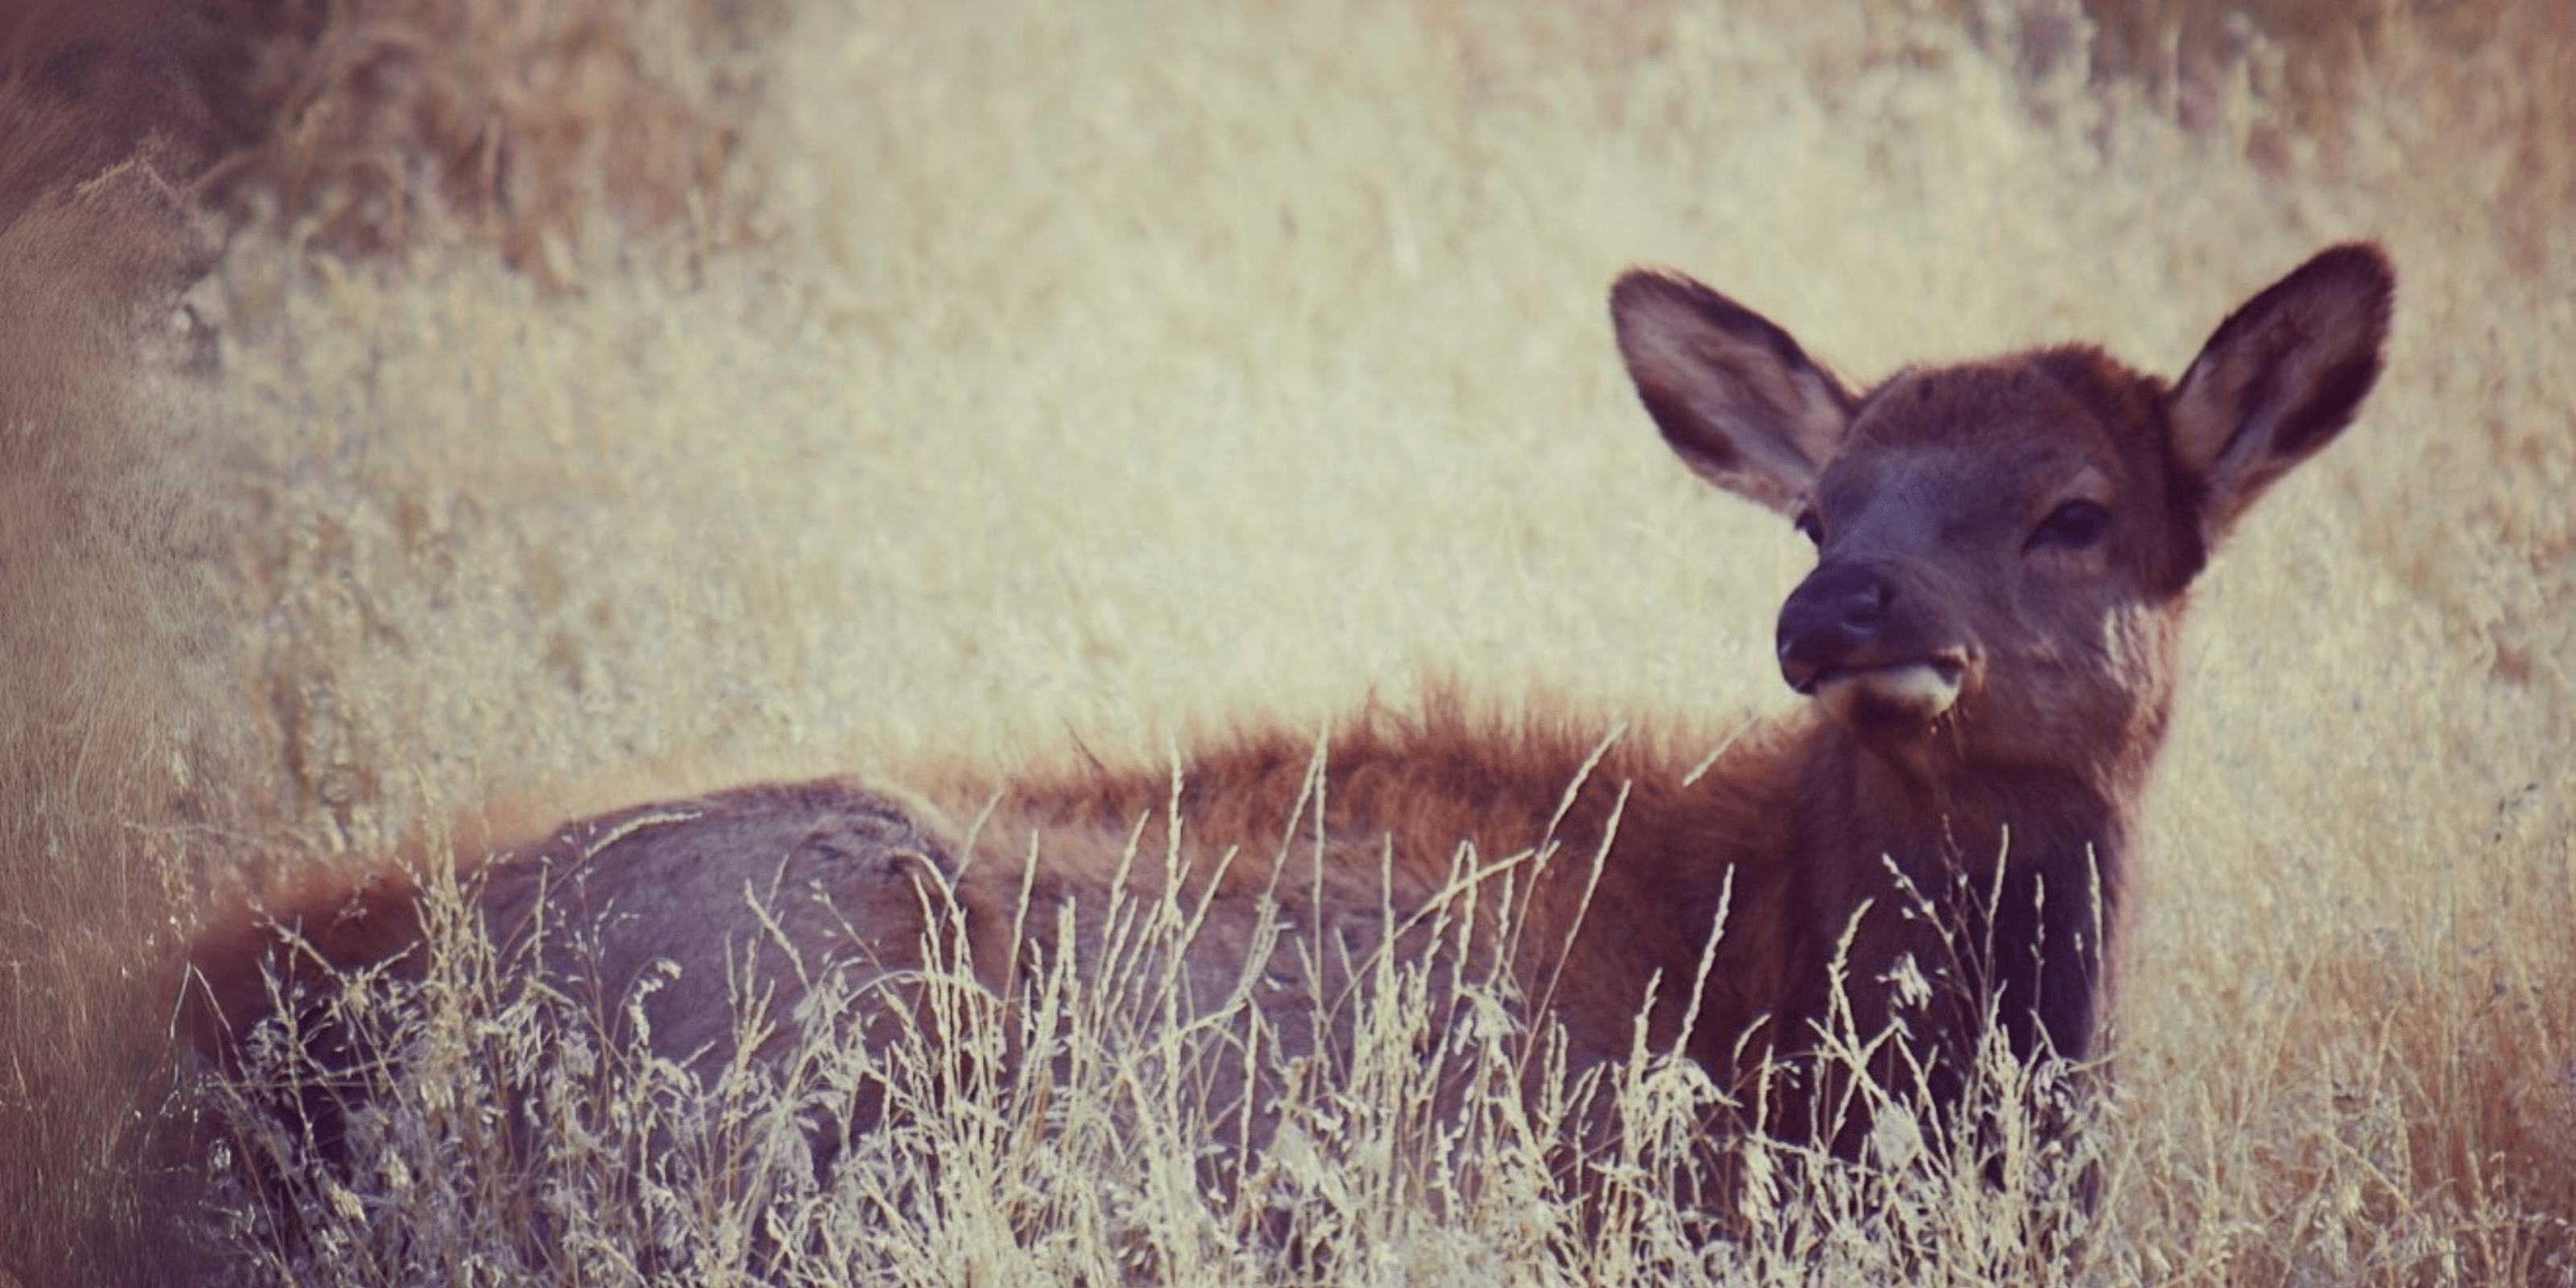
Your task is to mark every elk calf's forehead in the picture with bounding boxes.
[1830,361,2157,518]
[1855,361,2144,459]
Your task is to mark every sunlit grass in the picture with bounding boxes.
[3,0,2572,1282]
[187,774,2113,1286]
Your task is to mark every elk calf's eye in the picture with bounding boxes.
[2031,500,2110,551]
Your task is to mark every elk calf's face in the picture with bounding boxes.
[1612,246,2394,791]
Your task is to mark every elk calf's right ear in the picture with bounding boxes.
[1611,270,1857,518]
[2169,242,2396,540]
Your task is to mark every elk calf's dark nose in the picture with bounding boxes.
[1777,564,1889,692]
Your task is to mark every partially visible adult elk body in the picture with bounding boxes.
[182,246,2393,1224]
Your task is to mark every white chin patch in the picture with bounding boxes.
[1815,662,1962,725]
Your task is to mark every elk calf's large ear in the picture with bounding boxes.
[1611,270,1857,518]
[2169,242,2396,539]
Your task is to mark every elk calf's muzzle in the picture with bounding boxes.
[1777,563,1963,725]
[1776,563,1888,691]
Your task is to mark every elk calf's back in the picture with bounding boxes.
[181,243,2396,1195]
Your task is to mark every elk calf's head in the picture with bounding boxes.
[1613,246,2394,792]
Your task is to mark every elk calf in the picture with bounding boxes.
[181,244,2394,1226]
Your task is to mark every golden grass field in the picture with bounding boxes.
[3,0,2572,1282]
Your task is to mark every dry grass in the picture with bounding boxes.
[187,800,2114,1286]
[2,8,242,1277]
[187,0,782,280]
[4,0,2572,1283]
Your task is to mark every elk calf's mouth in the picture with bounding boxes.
[1811,658,1965,726]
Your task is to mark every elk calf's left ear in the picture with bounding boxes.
[2169,242,2396,539]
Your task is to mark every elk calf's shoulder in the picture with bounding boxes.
[179,244,2395,1218]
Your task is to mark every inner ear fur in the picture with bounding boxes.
[2169,242,2396,536]
[1611,270,1856,518]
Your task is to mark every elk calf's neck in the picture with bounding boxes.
[180,244,2395,1221]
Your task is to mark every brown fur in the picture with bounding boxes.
[179,244,2396,1211]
